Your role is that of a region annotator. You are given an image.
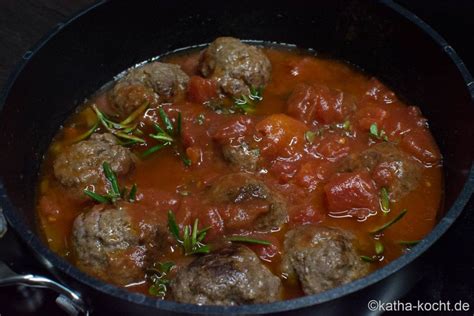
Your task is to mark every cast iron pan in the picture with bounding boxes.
[0,0,473,315]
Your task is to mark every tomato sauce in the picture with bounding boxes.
[36,46,443,300]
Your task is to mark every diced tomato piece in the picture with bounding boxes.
[290,203,325,226]
[210,115,254,145]
[246,235,281,263]
[185,146,202,165]
[187,76,218,103]
[401,128,441,165]
[287,84,319,124]
[314,132,352,161]
[355,106,388,131]
[363,78,397,104]
[294,159,336,191]
[287,83,347,125]
[269,159,300,184]
[219,200,270,230]
[324,171,378,219]
[256,113,308,160]
[198,207,225,241]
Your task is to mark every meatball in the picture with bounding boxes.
[53,133,134,197]
[208,173,288,231]
[110,62,189,116]
[171,244,281,305]
[221,142,260,171]
[200,37,271,97]
[72,205,145,285]
[282,225,369,295]
[340,142,422,201]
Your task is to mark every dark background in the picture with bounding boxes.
[0,0,473,315]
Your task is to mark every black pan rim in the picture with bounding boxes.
[1,0,473,314]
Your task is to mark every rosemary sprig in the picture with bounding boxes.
[147,261,175,298]
[398,240,420,246]
[91,104,146,144]
[83,162,138,204]
[120,101,150,125]
[167,210,210,256]
[370,209,408,235]
[234,86,263,114]
[143,109,191,166]
[70,120,99,144]
[227,236,272,246]
[360,255,377,263]
[158,108,175,135]
[369,123,388,141]
[380,187,390,215]
[103,161,120,200]
[128,184,137,202]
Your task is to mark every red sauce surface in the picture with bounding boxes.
[36,47,443,300]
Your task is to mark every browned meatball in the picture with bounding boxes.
[282,225,369,295]
[221,142,260,171]
[208,173,288,231]
[110,62,189,116]
[200,37,271,97]
[53,133,134,197]
[340,142,422,201]
[171,244,281,305]
[72,205,143,285]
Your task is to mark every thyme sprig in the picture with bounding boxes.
[83,162,137,204]
[167,210,211,256]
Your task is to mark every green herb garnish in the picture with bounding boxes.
[103,161,121,200]
[375,240,384,255]
[234,86,263,114]
[398,240,420,246]
[147,261,175,298]
[83,162,138,204]
[140,143,169,158]
[91,104,147,144]
[70,120,99,144]
[83,190,110,204]
[370,209,408,235]
[158,108,175,135]
[380,187,390,215]
[369,123,388,141]
[128,184,137,202]
[360,255,377,263]
[343,120,351,130]
[305,131,316,144]
[227,236,272,246]
[143,109,190,166]
[167,210,210,256]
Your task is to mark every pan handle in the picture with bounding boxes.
[0,261,90,316]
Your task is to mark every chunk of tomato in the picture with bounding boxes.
[324,171,378,220]
[287,83,347,125]
[187,76,218,103]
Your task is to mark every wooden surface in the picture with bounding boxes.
[0,1,473,315]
